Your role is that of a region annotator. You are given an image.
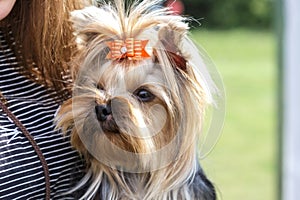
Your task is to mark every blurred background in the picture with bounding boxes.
[165,0,278,199]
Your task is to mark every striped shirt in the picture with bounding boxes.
[0,31,85,199]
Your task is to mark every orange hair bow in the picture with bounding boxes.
[106,38,150,60]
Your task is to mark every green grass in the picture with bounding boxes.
[191,29,277,200]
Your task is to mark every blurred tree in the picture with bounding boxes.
[182,0,273,29]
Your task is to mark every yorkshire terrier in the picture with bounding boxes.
[56,0,218,199]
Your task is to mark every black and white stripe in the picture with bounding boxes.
[0,31,85,199]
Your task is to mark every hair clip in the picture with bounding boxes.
[106,38,150,60]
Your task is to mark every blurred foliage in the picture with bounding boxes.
[194,29,276,200]
[182,0,274,29]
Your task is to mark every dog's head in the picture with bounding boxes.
[56,0,217,173]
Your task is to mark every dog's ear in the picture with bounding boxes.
[157,25,188,72]
[70,7,99,47]
[70,6,118,47]
[156,24,216,102]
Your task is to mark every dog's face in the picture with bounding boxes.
[65,51,207,171]
[78,59,175,153]
[55,5,217,173]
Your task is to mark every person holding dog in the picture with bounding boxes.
[0,0,90,199]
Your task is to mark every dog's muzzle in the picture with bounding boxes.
[95,102,119,133]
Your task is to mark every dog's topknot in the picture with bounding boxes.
[71,0,188,45]
[70,0,217,105]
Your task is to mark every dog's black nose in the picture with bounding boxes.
[95,104,112,121]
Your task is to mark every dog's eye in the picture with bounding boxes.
[135,89,154,102]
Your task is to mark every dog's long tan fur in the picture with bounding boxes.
[56,0,217,199]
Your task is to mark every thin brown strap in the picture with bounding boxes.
[0,101,51,200]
